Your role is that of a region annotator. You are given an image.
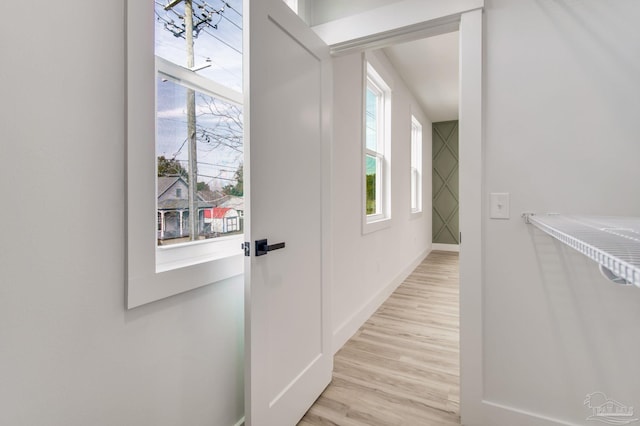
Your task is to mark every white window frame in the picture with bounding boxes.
[365,79,384,219]
[362,61,392,234]
[410,115,423,215]
[126,1,243,309]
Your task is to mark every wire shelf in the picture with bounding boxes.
[525,214,640,288]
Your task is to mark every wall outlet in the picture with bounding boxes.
[490,193,510,219]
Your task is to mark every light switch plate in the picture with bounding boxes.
[490,193,510,219]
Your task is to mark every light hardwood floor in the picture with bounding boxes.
[299,251,460,426]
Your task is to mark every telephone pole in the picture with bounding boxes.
[184,0,199,241]
[163,0,198,241]
[161,0,226,240]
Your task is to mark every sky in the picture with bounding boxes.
[154,0,243,191]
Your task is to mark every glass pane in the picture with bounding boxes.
[366,155,378,215]
[411,167,418,210]
[154,0,243,91]
[157,77,244,246]
[365,87,378,151]
[410,117,421,212]
[411,128,417,168]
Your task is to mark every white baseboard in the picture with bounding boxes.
[432,243,459,252]
[332,248,431,354]
[463,400,583,426]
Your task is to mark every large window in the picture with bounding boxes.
[126,0,244,308]
[365,81,383,216]
[363,62,391,232]
[155,0,243,250]
[410,116,422,214]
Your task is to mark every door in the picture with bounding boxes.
[244,0,333,425]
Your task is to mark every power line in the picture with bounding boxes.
[198,174,238,182]
[169,158,241,173]
[157,0,239,40]
[215,0,242,18]
[195,161,242,169]
[201,28,242,55]
[218,11,242,30]
[194,0,242,30]
[155,0,243,85]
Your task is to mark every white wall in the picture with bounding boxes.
[0,2,244,425]
[307,0,404,26]
[316,0,640,424]
[482,0,640,423]
[331,49,432,352]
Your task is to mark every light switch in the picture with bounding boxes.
[490,193,510,219]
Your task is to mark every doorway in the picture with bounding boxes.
[302,7,484,424]
[301,26,465,424]
[382,32,462,252]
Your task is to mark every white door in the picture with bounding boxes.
[244,0,333,425]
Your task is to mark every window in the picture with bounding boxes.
[155,68,243,250]
[365,82,383,216]
[410,116,422,214]
[363,62,391,233]
[126,0,244,308]
[226,216,239,232]
[155,0,243,251]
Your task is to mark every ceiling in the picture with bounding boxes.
[382,31,459,123]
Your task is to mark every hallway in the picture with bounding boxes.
[299,251,460,425]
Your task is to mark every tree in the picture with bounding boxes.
[197,181,211,192]
[222,164,243,196]
[197,97,243,155]
[366,173,376,214]
[157,156,188,179]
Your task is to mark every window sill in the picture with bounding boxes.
[363,216,392,235]
[128,252,243,309]
[156,234,244,273]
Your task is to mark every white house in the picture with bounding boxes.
[1,1,639,426]
[205,207,240,234]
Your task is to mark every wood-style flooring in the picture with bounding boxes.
[299,251,460,426]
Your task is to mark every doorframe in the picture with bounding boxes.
[311,4,484,424]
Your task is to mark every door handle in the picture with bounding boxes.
[255,239,286,257]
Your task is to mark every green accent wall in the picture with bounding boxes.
[432,120,459,244]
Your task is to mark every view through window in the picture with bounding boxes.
[365,81,383,216]
[364,62,392,225]
[411,116,422,213]
[154,0,243,247]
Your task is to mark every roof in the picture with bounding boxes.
[198,188,225,203]
[157,176,183,198]
[219,195,244,210]
[157,175,206,202]
[203,207,238,219]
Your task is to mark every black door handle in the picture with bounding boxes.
[255,239,286,256]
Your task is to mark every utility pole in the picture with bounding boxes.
[184,0,199,241]
[164,0,198,241]
[161,0,224,240]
